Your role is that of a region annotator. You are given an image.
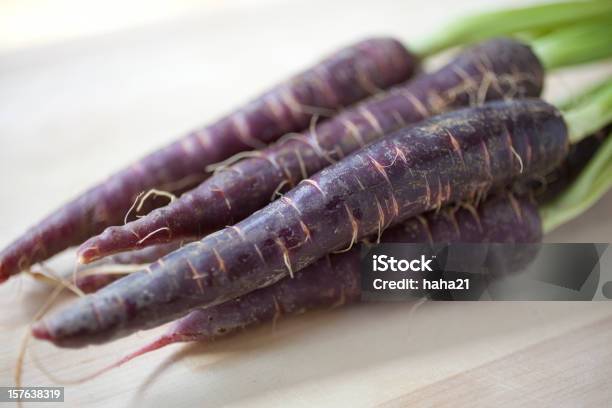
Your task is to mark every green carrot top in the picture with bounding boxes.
[413,0,612,58]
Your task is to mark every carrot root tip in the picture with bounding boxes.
[31,321,52,341]
[77,246,101,264]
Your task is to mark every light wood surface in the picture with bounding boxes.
[1,1,611,407]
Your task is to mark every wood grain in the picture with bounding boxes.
[380,316,612,408]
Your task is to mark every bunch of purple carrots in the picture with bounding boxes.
[2,0,612,373]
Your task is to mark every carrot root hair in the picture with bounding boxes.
[135,189,177,213]
[16,284,65,393]
[30,334,182,385]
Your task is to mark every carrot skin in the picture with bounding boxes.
[0,37,416,282]
[103,241,190,265]
[174,250,362,340]
[75,274,124,295]
[33,99,567,347]
[79,38,544,262]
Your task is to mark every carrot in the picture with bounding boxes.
[74,270,137,295]
[99,241,190,265]
[78,38,545,262]
[74,242,191,293]
[32,99,569,347]
[0,37,416,282]
[77,192,541,371]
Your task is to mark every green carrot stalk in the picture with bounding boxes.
[413,0,612,57]
[563,79,612,143]
[541,132,612,232]
[532,20,612,69]
[558,80,612,111]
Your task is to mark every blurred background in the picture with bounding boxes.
[1,1,611,407]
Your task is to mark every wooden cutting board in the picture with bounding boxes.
[1,0,611,406]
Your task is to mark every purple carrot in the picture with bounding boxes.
[78,38,544,263]
[95,192,542,370]
[0,37,416,282]
[74,242,191,293]
[105,241,189,265]
[32,98,568,347]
